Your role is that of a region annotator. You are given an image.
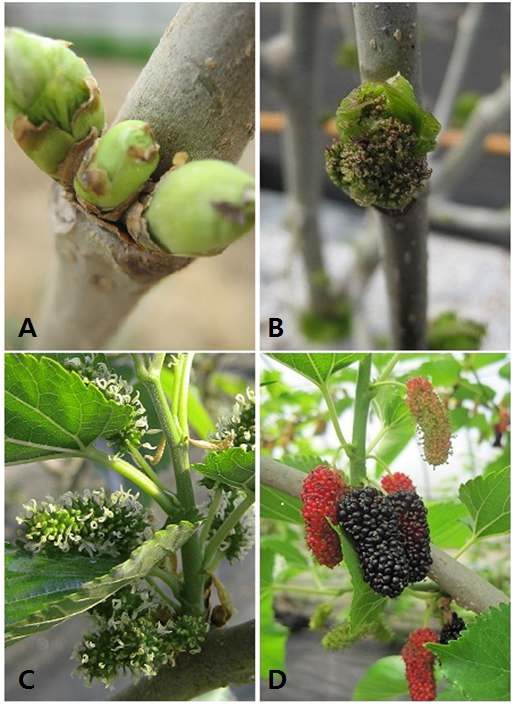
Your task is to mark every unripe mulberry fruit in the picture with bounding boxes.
[439,612,466,644]
[300,466,348,568]
[389,490,432,583]
[401,627,438,701]
[129,159,254,256]
[406,377,452,466]
[338,487,410,597]
[5,27,104,181]
[326,73,440,211]
[73,120,159,214]
[380,472,416,494]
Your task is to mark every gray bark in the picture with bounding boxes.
[32,3,254,350]
[261,458,508,614]
[353,2,428,349]
[113,620,255,701]
[263,4,333,317]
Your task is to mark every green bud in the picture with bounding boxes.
[131,160,254,256]
[326,73,440,211]
[73,120,159,214]
[5,27,104,179]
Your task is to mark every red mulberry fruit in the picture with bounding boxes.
[337,487,410,597]
[389,490,432,583]
[401,627,438,701]
[300,466,348,568]
[380,472,416,494]
[439,612,466,644]
[406,377,452,466]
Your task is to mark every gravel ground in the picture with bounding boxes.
[260,191,510,350]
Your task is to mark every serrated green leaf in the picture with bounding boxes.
[428,603,510,700]
[336,526,386,635]
[260,546,288,678]
[417,355,461,387]
[459,468,510,539]
[260,485,301,524]
[352,656,407,700]
[5,354,133,464]
[6,521,195,644]
[281,454,326,473]
[261,537,307,567]
[269,353,361,387]
[193,448,255,493]
[427,501,471,548]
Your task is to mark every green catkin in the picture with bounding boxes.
[74,583,209,686]
[16,488,152,557]
[210,388,255,452]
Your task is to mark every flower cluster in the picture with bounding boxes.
[406,377,452,466]
[75,583,209,686]
[211,388,255,452]
[64,355,149,447]
[208,490,254,563]
[326,74,440,211]
[16,488,152,557]
[401,627,438,701]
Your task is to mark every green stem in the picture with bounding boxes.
[366,453,393,475]
[141,363,204,616]
[126,441,164,489]
[84,447,175,516]
[370,380,406,391]
[203,494,254,571]
[146,577,181,612]
[320,383,353,458]
[366,425,389,454]
[454,535,477,560]
[151,566,182,598]
[376,353,401,381]
[178,353,194,434]
[349,354,373,485]
[199,487,223,547]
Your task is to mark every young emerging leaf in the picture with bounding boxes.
[128,160,255,256]
[326,73,440,211]
[73,120,159,215]
[5,28,105,182]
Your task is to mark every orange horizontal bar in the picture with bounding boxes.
[260,111,510,156]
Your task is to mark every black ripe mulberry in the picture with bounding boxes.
[440,612,466,644]
[389,490,432,583]
[337,487,409,598]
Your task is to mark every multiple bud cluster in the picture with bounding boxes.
[16,488,152,557]
[75,583,209,686]
[325,73,440,211]
[406,377,452,466]
[208,490,255,563]
[5,28,255,257]
[300,466,348,568]
[64,355,148,447]
[211,388,256,452]
[401,628,438,701]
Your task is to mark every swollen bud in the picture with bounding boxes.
[325,73,440,211]
[5,27,105,183]
[127,160,254,256]
[73,120,159,216]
